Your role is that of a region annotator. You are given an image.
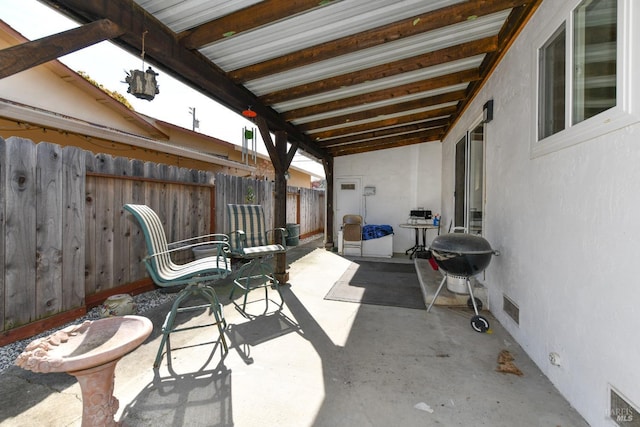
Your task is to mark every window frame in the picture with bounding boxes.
[530,0,639,158]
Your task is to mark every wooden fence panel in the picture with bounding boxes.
[214,173,323,241]
[35,142,63,320]
[0,137,321,337]
[3,137,37,329]
[0,139,5,332]
[62,146,85,310]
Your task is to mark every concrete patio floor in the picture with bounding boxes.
[0,237,588,427]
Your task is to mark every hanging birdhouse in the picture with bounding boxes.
[125,67,160,101]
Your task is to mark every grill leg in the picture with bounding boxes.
[466,278,480,316]
[427,275,448,312]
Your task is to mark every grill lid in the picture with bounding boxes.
[430,233,494,255]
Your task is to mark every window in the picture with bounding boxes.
[532,0,639,157]
[572,0,617,124]
[539,25,566,139]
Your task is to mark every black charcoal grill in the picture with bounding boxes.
[427,233,500,332]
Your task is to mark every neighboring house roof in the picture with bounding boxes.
[0,20,256,172]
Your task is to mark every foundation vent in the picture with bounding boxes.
[610,388,639,426]
[503,295,519,325]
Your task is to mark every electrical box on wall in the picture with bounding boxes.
[364,186,376,196]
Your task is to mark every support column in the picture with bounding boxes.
[323,158,334,250]
[273,130,289,284]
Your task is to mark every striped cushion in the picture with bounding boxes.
[228,204,269,249]
[227,204,285,256]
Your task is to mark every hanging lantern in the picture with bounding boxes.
[124,31,160,101]
[242,108,257,119]
[125,67,159,101]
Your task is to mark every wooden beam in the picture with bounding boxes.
[297,89,466,133]
[0,19,124,79]
[282,69,479,121]
[273,130,289,284]
[317,118,450,147]
[260,37,498,105]
[38,0,329,162]
[323,157,334,249]
[309,105,457,140]
[328,133,442,156]
[230,0,529,82]
[179,0,332,49]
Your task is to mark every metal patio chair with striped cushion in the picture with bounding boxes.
[227,204,287,315]
[124,204,231,368]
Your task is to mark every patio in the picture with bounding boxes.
[0,237,588,427]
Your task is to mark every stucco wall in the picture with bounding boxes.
[334,142,442,253]
[441,0,640,424]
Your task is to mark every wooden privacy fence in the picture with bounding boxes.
[214,173,325,238]
[0,137,324,343]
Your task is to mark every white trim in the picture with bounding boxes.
[0,100,255,171]
[530,0,639,158]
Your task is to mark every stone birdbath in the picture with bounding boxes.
[15,315,153,427]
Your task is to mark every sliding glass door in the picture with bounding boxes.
[454,121,485,234]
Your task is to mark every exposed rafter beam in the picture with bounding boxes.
[328,131,442,157]
[317,118,450,147]
[296,90,466,132]
[309,105,457,140]
[230,0,529,82]
[282,69,479,121]
[0,19,124,79]
[179,0,332,49]
[260,36,498,105]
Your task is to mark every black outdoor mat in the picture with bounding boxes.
[324,261,425,310]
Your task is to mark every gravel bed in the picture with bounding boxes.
[0,289,177,375]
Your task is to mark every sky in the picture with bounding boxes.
[1,0,325,177]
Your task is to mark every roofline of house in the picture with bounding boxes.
[0,98,256,171]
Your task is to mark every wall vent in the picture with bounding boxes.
[610,388,639,426]
[503,295,519,325]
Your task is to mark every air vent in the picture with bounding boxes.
[610,388,639,426]
[503,295,519,325]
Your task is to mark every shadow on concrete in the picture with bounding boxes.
[120,361,233,427]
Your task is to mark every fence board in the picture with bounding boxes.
[113,157,132,286]
[94,153,115,293]
[62,146,85,310]
[84,153,97,296]
[4,137,37,329]
[130,161,147,280]
[0,138,5,331]
[35,142,63,319]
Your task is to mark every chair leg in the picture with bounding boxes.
[154,287,192,368]
[230,257,283,314]
[259,259,283,308]
[154,283,228,368]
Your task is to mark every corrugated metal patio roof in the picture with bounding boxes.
[36,0,542,160]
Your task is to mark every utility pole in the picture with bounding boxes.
[188,107,199,131]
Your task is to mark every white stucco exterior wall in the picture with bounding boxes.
[334,142,442,253]
[440,0,640,425]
